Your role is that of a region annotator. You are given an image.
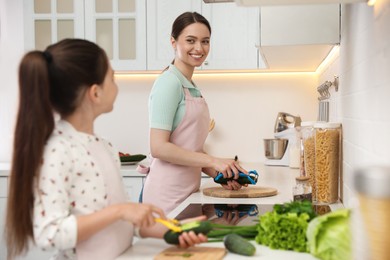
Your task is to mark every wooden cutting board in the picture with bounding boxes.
[154,246,226,260]
[203,186,278,198]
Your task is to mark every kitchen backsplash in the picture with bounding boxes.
[318,1,390,208]
[95,73,318,163]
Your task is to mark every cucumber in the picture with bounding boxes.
[223,233,256,256]
[163,220,212,245]
[119,154,146,162]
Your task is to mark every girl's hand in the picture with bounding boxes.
[119,203,165,228]
[177,215,208,248]
[178,231,208,248]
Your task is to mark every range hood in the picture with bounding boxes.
[203,0,369,5]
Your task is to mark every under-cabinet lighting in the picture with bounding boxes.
[114,71,316,79]
[315,45,340,75]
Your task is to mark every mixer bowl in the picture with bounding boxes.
[263,138,288,159]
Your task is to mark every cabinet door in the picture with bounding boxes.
[122,177,144,202]
[1,177,52,260]
[146,0,201,71]
[201,3,261,70]
[84,0,146,71]
[24,0,84,51]
[0,178,7,260]
[260,4,340,46]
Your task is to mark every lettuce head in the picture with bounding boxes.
[306,208,351,260]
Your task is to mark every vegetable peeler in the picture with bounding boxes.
[215,204,259,218]
[214,170,259,185]
[155,218,182,232]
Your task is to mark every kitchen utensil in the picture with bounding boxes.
[214,204,259,218]
[264,128,298,167]
[318,100,329,122]
[202,186,277,198]
[263,138,288,159]
[155,218,181,232]
[274,112,301,133]
[214,170,258,185]
[316,76,338,122]
[155,246,226,260]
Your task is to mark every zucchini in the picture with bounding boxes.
[119,154,146,162]
[223,233,256,256]
[163,220,212,245]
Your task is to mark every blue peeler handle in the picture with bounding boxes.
[214,170,259,185]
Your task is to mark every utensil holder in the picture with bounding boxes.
[318,100,329,122]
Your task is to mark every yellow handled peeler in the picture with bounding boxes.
[155,218,182,232]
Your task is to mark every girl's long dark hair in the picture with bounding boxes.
[5,39,108,258]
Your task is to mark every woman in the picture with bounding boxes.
[5,39,206,260]
[142,12,248,214]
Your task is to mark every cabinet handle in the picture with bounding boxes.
[204,61,209,66]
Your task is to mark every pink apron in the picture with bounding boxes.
[76,140,133,260]
[142,88,210,214]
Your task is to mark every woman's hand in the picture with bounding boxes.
[221,180,246,190]
[211,210,248,226]
[119,203,165,228]
[213,158,248,180]
[177,215,208,248]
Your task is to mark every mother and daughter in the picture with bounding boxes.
[5,11,248,259]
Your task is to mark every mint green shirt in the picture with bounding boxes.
[149,64,202,131]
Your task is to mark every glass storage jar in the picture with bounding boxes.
[354,166,390,260]
[301,121,316,201]
[293,176,312,202]
[314,122,341,204]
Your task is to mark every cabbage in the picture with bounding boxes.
[306,209,351,260]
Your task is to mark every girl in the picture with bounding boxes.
[142,12,248,214]
[5,39,206,260]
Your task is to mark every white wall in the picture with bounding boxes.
[95,72,318,163]
[320,0,390,207]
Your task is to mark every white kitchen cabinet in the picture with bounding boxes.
[260,4,340,46]
[0,177,52,260]
[23,0,146,71]
[0,177,8,260]
[146,0,202,71]
[122,176,144,202]
[23,0,85,51]
[84,0,146,71]
[146,0,262,71]
[259,4,340,72]
[201,3,262,70]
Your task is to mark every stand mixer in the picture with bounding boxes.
[264,112,301,167]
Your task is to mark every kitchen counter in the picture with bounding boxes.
[0,162,11,177]
[0,161,146,177]
[116,163,344,260]
[0,161,209,178]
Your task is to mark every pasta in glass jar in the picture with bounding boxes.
[314,122,341,204]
